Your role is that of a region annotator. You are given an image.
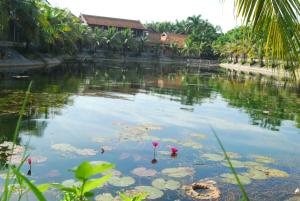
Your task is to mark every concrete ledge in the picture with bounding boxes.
[219,63,300,80]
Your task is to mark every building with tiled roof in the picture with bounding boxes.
[80,14,146,37]
[160,32,188,48]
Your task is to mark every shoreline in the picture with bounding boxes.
[219,63,300,80]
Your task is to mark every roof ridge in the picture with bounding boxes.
[81,14,141,23]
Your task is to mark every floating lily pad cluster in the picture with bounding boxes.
[118,123,162,142]
[217,154,289,185]
[51,143,97,156]
[0,141,47,165]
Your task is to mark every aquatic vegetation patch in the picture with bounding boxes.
[285,196,300,201]
[224,152,241,159]
[51,143,97,156]
[190,133,207,139]
[108,176,135,187]
[61,179,81,187]
[118,123,161,142]
[160,138,180,143]
[134,186,164,199]
[252,155,276,164]
[182,180,221,200]
[161,167,195,178]
[241,169,269,180]
[221,160,246,168]
[181,141,203,149]
[102,169,122,177]
[31,156,48,164]
[131,167,157,177]
[151,178,181,190]
[220,173,252,185]
[253,166,289,178]
[95,193,116,201]
[202,153,224,161]
[91,137,107,143]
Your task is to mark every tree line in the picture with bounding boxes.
[0,0,299,70]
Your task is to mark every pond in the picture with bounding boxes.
[0,61,300,201]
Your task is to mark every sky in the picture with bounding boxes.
[48,0,240,32]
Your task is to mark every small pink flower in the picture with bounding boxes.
[28,158,32,165]
[171,147,178,154]
[152,142,159,148]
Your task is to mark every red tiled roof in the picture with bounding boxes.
[81,14,146,30]
[147,32,162,44]
[161,33,188,48]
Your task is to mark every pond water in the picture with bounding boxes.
[0,61,300,201]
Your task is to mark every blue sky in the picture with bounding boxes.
[48,0,240,32]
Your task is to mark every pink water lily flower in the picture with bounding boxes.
[28,158,32,165]
[152,142,159,148]
[171,147,178,154]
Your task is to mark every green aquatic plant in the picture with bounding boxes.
[211,127,250,201]
[42,161,114,201]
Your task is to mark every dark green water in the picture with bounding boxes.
[0,61,300,201]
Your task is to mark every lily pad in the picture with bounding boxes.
[31,156,48,164]
[202,153,224,161]
[92,137,107,143]
[51,143,97,156]
[285,197,300,201]
[225,152,241,159]
[152,178,180,190]
[161,167,195,178]
[160,138,179,143]
[254,166,289,178]
[190,133,207,139]
[132,167,157,177]
[62,179,81,187]
[242,169,268,180]
[108,176,135,187]
[252,155,276,164]
[134,186,164,199]
[95,193,115,201]
[220,173,252,185]
[102,169,122,177]
[181,141,203,149]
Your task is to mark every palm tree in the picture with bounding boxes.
[119,28,134,55]
[102,27,119,51]
[232,0,300,70]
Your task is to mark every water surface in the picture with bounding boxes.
[0,61,299,201]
